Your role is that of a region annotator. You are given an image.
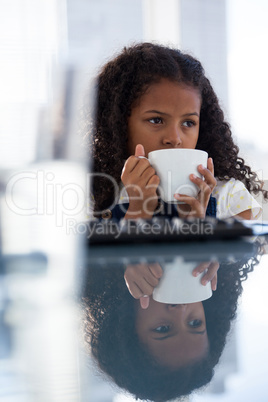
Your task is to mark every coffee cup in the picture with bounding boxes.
[148,149,208,203]
[152,257,213,304]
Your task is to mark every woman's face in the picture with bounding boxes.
[127,79,201,157]
[135,298,209,369]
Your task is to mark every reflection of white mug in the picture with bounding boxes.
[152,257,213,304]
[148,149,208,203]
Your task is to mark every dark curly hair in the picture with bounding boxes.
[81,243,262,402]
[84,42,266,214]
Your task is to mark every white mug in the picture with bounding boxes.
[152,257,213,304]
[148,149,208,203]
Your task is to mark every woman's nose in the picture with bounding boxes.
[162,127,182,147]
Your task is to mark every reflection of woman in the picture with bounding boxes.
[81,248,261,402]
[136,299,209,370]
[125,261,218,370]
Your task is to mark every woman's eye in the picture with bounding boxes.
[188,319,203,328]
[182,120,196,128]
[148,117,163,124]
[153,325,170,333]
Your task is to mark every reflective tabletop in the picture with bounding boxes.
[1,223,268,402]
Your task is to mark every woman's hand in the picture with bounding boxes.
[124,260,218,310]
[174,157,217,218]
[121,144,160,219]
[192,260,220,291]
[124,263,163,309]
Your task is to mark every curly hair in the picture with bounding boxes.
[81,244,261,402]
[85,42,267,213]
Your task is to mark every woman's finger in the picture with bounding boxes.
[200,261,220,285]
[192,262,210,277]
[121,155,140,177]
[134,277,155,295]
[174,194,204,217]
[125,277,154,298]
[121,154,152,179]
[148,263,163,279]
[135,144,145,158]
[190,173,215,196]
[130,157,152,177]
[137,264,161,287]
[141,166,159,186]
[211,274,217,291]
[124,280,144,299]
[140,295,150,309]
[197,164,217,190]
[142,273,159,288]
[207,157,214,175]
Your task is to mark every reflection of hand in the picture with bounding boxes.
[192,261,219,291]
[121,144,160,219]
[124,263,163,309]
[174,158,217,218]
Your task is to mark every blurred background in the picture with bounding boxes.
[0,0,268,401]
